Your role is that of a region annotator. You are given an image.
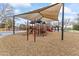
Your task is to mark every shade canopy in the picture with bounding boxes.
[15,3,62,21]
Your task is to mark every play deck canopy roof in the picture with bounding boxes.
[15,3,62,21]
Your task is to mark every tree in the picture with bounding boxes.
[0,3,14,29]
[73,14,79,30]
[73,24,79,30]
[0,23,5,28]
[76,14,79,23]
[4,18,13,28]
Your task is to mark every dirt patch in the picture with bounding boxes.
[0,32,79,56]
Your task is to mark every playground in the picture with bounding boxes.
[0,3,79,56]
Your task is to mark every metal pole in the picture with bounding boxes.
[61,3,64,40]
[13,16,15,35]
[57,20,59,32]
[33,17,42,42]
[38,17,42,36]
[27,20,29,40]
[34,20,36,42]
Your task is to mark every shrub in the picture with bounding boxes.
[73,24,79,30]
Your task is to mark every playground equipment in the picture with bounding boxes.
[12,3,64,42]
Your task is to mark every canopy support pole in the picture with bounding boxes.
[38,17,42,36]
[58,20,59,32]
[33,17,42,42]
[13,16,15,35]
[34,20,36,42]
[61,3,64,40]
[27,20,29,41]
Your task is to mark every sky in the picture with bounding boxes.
[0,3,79,26]
[9,3,79,17]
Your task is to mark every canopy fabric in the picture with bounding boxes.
[15,3,62,21]
[17,13,42,20]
